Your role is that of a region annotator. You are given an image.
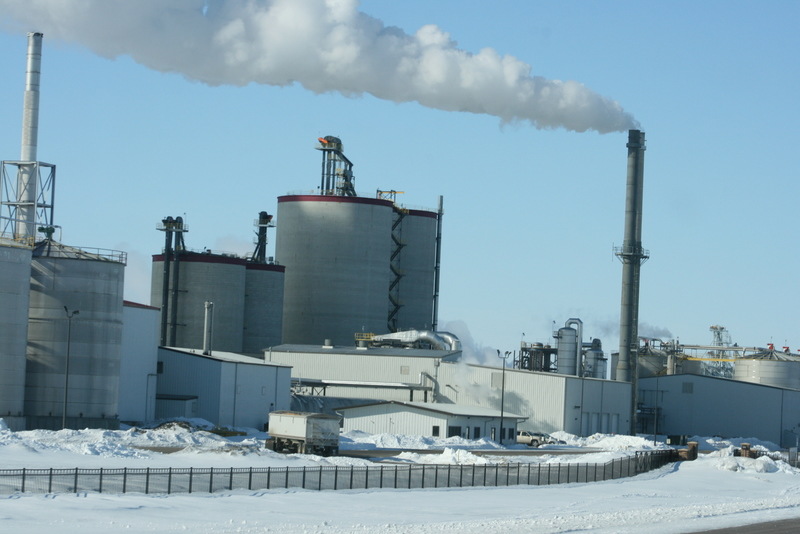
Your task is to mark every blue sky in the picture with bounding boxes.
[0,0,797,356]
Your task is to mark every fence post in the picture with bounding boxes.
[99,467,103,493]
[248,467,253,491]
[123,467,128,494]
[229,467,234,490]
[209,468,214,493]
[21,468,25,493]
[318,467,323,491]
[302,467,306,490]
[284,467,289,489]
[349,465,354,490]
[394,465,398,489]
[266,467,271,490]
[422,465,426,489]
[146,467,150,494]
[189,467,193,493]
[334,465,338,490]
[365,466,369,490]
[380,465,384,489]
[48,468,53,493]
[73,467,79,493]
[168,467,172,494]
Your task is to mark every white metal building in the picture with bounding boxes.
[639,374,800,448]
[118,301,159,423]
[338,401,526,441]
[157,347,291,429]
[266,345,631,436]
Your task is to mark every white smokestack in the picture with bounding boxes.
[0,0,637,133]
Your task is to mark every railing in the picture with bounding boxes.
[0,450,679,495]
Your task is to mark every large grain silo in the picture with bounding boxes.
[390,208,439,331]
[24,240,126,429]
[276,194,394,345]
[243,262,285,352]
[0,238,32,427]
[733,353,800,390]
[151,251,247,353]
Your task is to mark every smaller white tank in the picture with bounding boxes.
[556,327,577,376]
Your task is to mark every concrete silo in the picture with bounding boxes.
[390,207,438,332]
[0,239,32,428]
[151,251,247,353]
[276,194,394,345]
[24,240,126,429]
[243,262,285,352]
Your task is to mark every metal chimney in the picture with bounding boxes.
[15,32,44,240]
[615,129,648,433]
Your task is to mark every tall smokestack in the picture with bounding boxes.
[15,32,43,240]
[615,129,648,434]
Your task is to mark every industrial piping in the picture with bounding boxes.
[615,129,648,434]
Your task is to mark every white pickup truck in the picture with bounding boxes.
[516,430,564,447]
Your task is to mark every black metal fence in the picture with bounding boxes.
[0,450,678,495]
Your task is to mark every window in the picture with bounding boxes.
[432,425,440,437]
[447,426,461,438]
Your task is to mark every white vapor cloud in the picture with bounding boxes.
[0,0,638,133]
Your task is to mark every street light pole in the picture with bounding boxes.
[498,350,510,445]
[62,306,79,430]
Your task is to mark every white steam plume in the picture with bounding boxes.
[0,0,638,133]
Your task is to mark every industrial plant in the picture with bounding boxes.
[3,33,800,449]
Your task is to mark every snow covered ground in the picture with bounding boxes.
[2,418,800,533]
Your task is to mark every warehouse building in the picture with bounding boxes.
[157,347,291,429]
[639,374,800,448]
[266,344,631,436]
[338,400,526,440]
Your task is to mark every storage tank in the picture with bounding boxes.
[392,208,438,331]
[0,238,32,427]
[276,195,393,345]
[151,251,246,352]
[733,355,800,390]
[24,240,125,429]
[556,326,578,376]
[243,262,285,352]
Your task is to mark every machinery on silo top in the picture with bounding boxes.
[266,411,340,456]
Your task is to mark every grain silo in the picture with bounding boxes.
[0,238,32,427]
[733,352,800,390]
[277,194,394,345]
[243,262,285,352]
[151,251,247,353]
[24,240,126,429]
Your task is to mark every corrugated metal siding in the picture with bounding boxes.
[565,378,630,435]
[118,305,159,422]
[341,404,447,436]
[267,349,440,384]
[438,363,567,433]
[157,351,222,424]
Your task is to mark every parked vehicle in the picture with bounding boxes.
[516,430,565,447]
[265,411,340,456]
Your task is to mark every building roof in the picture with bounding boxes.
[337,400,526,420]
[160,347,292,368]
[269,344,461,360]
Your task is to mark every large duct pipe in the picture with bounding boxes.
[15,32,44,240]
[615,129,648,434]
[203,301,214,355]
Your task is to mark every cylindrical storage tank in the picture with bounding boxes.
[393,208,438,331]
[0,240,32,427]
[25,241,125,429]
[276,195,393,346]
[734,357,800,389]
[638,353,667,378]
[243,263,285,352]
[585,348,607,379]
[556,327,578,376]
[151,251,246,352]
